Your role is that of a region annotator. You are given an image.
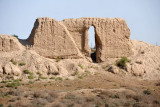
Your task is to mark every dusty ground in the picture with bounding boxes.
[0,36,160,107]
[0,70,160,107]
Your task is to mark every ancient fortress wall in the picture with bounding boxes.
[27,17,132,62]
[0,35,23,52]
[61,18,132,62]
[0,17,132,62]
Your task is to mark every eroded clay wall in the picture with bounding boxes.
[0,35,23,52]
[27,17,82,59]
[62,18,132,61]
[27,17,132,62]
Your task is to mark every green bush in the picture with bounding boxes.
[143,89,151,95]
[65,78,69,80]
[23,70,30,74]
[1,80,12,83]
[28,72,34,79]
[12,34,18,38]
[55,77,63,81]
[56,58,61,62]
[110,94,120,99]
[116,56,130,69]
[39,76,47,79]
[6,80,21,88]
[19,62,26,66]
[71,71,78,76]
[49,77,55,79]
[78,76,83,79]
[85,70,90,73]
[10,59,17,65]
[78,64,83,69]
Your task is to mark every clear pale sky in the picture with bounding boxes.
[0,0,160,47]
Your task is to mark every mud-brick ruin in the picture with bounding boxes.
[1,17,133,62]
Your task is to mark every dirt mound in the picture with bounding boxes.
[0,35,160,81]
[128,39,160,80]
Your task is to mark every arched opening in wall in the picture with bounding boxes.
[88,26,96,62]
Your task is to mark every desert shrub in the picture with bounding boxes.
[71,71,78,76]
[6,81,21,88]
[19,62,26,66]
[39,76,47,79]
[78,76,83,79]
[56,58,61,62]
[143,89,151,95]
[13,79,22,82]
[110,94,120,99]
[28,72,34,79]
[10,59,17,65]
[116,56,130,69]
[23,70,30,74]
[37,72,47,79]
[55,77,63,81]
[78,63,83,69]
[85,70,90,73]
[1,80,12,83]
[12,34,18,38]
[65,78,69,80]
[29,81,33,84]
[49,77,55,79]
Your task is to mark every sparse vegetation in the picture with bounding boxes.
[56,58,61,62]
[10,59,17,65]
[23,70,34,79]
[12,34,18,38]
[110,94,120,99]
[49,77,55,79]
[37,72,47,79]
[29,81,33,84]
[78,63,83,69]
[5,79,21,88]
[143,89,151,95]
[1,80,12,83]
[115,56,130,69]
[71,71,78,76]
[28,72,34,79]
[39,76,47,79]
[78,76,83,79]
[85,70,90,73]
[19,62,26,66]
[103,64,110,71]
[23,69,30,74]
[65,78,69,80]
[55,77,63,81]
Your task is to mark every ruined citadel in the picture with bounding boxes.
[0,17,132,62]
